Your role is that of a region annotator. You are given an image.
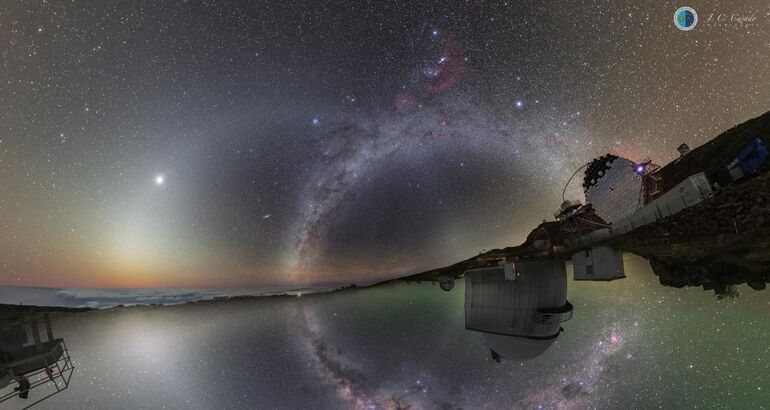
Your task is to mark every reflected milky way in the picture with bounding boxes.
[18,257,768,410]
[1,1,769,408]
[518,324,639,409]
[300,304,421,410]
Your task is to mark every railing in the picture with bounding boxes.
[566,172,714,250]
[0,339,74,409]
[534,301,574,324]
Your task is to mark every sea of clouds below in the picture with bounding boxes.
[0,286,311,309]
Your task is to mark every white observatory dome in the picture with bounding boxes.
[464,260,573,361]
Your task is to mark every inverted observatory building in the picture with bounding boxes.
[464,260,573,362]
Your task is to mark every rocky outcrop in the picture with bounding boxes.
[606,172,770,295]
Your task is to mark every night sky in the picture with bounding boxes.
[1,1,769,288]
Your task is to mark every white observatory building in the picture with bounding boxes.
[464,259,573,361]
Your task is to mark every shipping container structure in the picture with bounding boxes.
[572,246,625,281]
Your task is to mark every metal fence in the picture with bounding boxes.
[569,172,714,248]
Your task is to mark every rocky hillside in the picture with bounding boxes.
[606,171,770,294]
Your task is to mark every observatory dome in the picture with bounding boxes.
[482,333,557,361]
[464,260,572,361]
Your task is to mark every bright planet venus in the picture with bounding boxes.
[0,1,769,409]
[1,1,768,289]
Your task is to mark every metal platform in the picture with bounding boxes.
[0,339,74,409]
[0,312,75,410]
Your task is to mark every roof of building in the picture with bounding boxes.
[659,111,770,191]
[525,221,565,246]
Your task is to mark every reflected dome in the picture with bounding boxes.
[464,260,573,361]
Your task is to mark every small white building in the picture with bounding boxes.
[571,246,625,281]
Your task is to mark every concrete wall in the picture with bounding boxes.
[606,172,713,238]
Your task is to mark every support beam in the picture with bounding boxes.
[30,316,42,352]
[45,314,54,342]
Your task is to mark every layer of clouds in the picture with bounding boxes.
[0,286,305,309]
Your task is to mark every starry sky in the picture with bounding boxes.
[1,1,769,288]
[25,256,770,410]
